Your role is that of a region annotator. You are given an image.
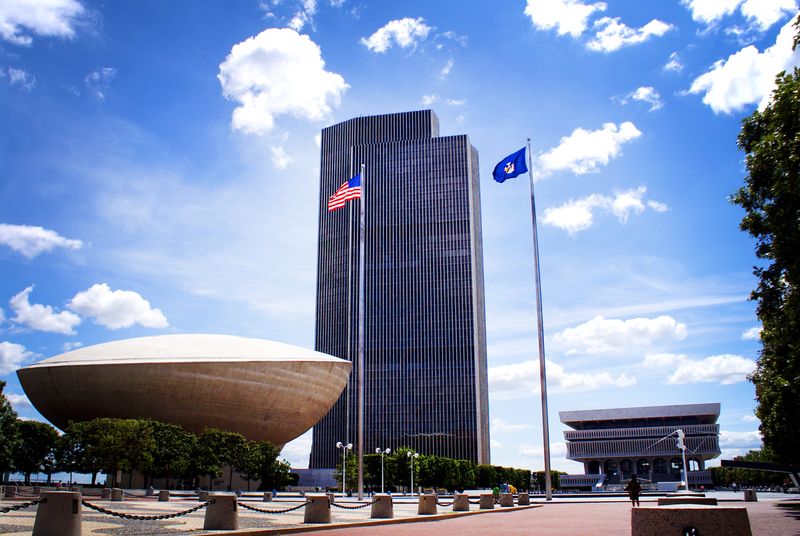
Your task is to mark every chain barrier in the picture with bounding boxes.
[237,500,310,514]
[436,500,454,507]
[330,499,374,510]
[468,498,482,504]
[81,499,213,520]
[0,498,46,514]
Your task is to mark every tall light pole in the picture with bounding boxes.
[675,429,689,490]
[407,451,419,496]
[336,441,353,497]
[376,448,391,494]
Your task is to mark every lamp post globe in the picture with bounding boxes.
[336,442,353,497]
[376,448,391,493]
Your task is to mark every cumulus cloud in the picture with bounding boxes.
[67,283,168,330]
[421,94,438,106]
[492,418,534,434]
[446,98,466,106]
[688,18,800,114]
[742,326,762,340]
[537,121,641,176]
[543,186,666,234]
[280,429,312,468]
[218,28,348,135]
[681,0,797,32]
[523,0,607,37]
[588,17,673,52]
[62,341,82,352]
[6,392,32,409]
[681,0,742,25]
[719,430,762,448]
[553,315,687,355]
[0,0,84,46]
[288,0,317,32]
[3,67,36,90]
[0,223,83,258]
[84,67,116,100]
[0,341,35,375]
[270,146,292,169]
[518,441,568,458]
[664,51,684,73]
[667,353,756,384]
[360,17,432,53]
[440,58,454,78]
[617,86,663,111]
[489,359,636,395]
[9,286,81,335]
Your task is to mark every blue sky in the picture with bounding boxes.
[1,0,798,474]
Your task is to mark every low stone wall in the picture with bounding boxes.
[632,506,752,536]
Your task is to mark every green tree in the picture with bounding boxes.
[475,464,496,488]
[0,381,19,478]
[732,33,800,463]
[334,450,358,493]
[62,420,106,484]
[193,428,246,490]
[12,420,59,484]
[147,420,195,489]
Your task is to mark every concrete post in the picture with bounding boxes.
[6,485,17,498]
[110,488,123,501]
[479,493,494,510]
[304,494,331,524]
[32,491,81,536]
[262,491,273,502]
[452,493,469,511]
[101,488,111,499]
[417,494,437,515]
[518,492,530,505]
[500,493,514,507]
[33,486,42,495]
[158,490,170,502]
[199,490,209,501]
[370,494,393,518]
[744,489,758,502]
[203,494,238,531]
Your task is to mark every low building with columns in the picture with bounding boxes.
[559,403,720,489]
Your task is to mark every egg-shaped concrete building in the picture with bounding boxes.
[16,334,351,446]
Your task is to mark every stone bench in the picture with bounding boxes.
[632,506,752,536]
[658,497,717,506]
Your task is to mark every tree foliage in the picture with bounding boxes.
[0,381,19,475]
[732,59,800,463]
[11,420,59,484]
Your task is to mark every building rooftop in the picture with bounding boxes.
[560,403,721,430]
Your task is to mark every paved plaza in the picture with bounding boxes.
[1,491,798,535]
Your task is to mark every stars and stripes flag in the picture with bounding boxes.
[327,174,362,211]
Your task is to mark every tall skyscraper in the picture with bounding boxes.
[310,110,490,469]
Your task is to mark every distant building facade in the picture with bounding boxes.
[559,403,721,489]
[310,110,490,469]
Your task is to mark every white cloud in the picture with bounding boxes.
[491,439,504,449]
[6,392,32,409]
[218,28,348,135]
[492,418,534,434]
[488,358,636,395]
[619,86,663,111]
[62,341,82,352]
[588,17,673,52]
[537,121,641,176]
[360,17,432,53]
[719,430,762,448]
[518,442,568,458]
[0,341,35,375]
[543,187,665,235]
[523,0,607,38]
[553,315,687,355]
[440,58,454,78]
[288,0,317,32]
[67,283,169,330]
[643,352,688,368]
[667,353,756,384]
[9,286,81,335]
[688,18,800,114]
[0,0,84,46]
[664,51,684,73]
[742,326,762,340]
[681,0,796,31]
[4,67,35,90]
[280,428,312,468]
[446,98,466,106]
[0,223,83,258]
[742,414,760,422]
[681,0,743,25]
[270,145,292,169]
[85,67,116,85]
[0,307,4,324]
[421,94,438,106]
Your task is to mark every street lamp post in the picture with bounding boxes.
[375,448,391,494]
[336,441,353,497]
[407,451,419,496]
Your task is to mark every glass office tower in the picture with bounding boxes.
[309,110,490,469]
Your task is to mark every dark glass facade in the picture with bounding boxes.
[310,110,490,469]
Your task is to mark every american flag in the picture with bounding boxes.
[327,174,361,211]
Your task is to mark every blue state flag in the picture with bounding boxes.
[492,147,528,183]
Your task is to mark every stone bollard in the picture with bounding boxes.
[452,493,470,511]
[417,494,437,515]
[479,493,494,510]
[111,488,123,501]
[158,490,170,502]
[199,490,210,501]
[101,488,111,499]
[517,492,530,505]
[632,506,752,536]
[6,485,17,498]
[203,494,238,531]
[304,494,331,524]
[33,486,42,495]
[371,494,393,519]
[146,486,155,497]
[32,491,81,536]
[262,491,273,502]
[744,489,758,502]
[500,493,514,507]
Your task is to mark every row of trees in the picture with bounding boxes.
[0,382,293,490]
[335,446,559,492]
[708,449,786,488]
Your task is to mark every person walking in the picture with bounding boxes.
[625,475,642,507]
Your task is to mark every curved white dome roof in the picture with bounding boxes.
[29,334,344,367]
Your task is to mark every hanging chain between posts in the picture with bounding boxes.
[81,499,213,520]
[0,498,46,514]
[330,500,374,510]
[436,499,454,506]
[468,497,483,504]
[237,500,310,514]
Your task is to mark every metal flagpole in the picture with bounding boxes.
[526,138,553,501]
[357,162,366,501]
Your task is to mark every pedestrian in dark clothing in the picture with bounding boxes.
[625,475,642,507]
